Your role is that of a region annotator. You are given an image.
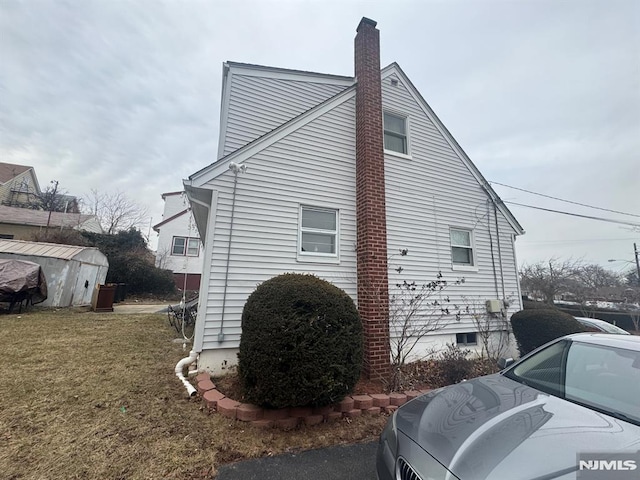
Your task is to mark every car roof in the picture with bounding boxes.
[566,332,640,350]
[574,317,610,326]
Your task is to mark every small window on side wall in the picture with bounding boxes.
[450,228,474,266]
[299,206,338,256]
[186,238,200,256]
[383,112,408,155]
[172,237,186,255]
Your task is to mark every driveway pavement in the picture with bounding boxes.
[215,441,378,480]
[112,303,166,314]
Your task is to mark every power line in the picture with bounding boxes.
[504,201,640,227]
[490,181,640,218]
[520,237,639,245]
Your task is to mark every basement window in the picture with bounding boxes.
[456,332,477,346]
[383,111,408,155]
[299,206,338,258]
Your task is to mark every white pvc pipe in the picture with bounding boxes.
[175,350,198,397]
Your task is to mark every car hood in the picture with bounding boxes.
[396,374,640,480]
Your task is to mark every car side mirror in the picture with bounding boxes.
[497,357,515,369]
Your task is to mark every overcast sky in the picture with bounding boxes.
[1,0,638,272]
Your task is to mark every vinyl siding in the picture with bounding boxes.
[0,170,39,206]
[202,95,357,350]
[222,74,349,156]
[382,71,522,340]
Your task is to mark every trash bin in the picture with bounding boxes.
[113,283,128,303]
[91,284,117,312]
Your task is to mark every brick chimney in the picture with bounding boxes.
[354,17,390,380]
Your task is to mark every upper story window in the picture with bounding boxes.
[172,236,200,256]
[299,206,338,257]
[450,228,474,266]
[383,111,408,155]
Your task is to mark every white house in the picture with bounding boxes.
[184,18,524,377]
[153,191,203,290]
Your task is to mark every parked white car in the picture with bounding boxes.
[574,316,629,335]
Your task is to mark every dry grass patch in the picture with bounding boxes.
[0,309,386,480]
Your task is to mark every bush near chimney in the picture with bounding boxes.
[238,273,363,408]
[510,309,587,356]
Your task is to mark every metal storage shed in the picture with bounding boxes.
[0,239,109,307]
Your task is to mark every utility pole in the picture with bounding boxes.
[45,180,59,229]
[634,242,640,287]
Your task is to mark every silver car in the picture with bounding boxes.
[574,316,630,335]
[377,334,640,480]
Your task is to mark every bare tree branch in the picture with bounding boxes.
[83,189,148,235]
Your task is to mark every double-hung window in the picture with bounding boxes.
[172,236,200,256]
[299,206,338,257]
[450,228,474,266]
[383,111,408,155]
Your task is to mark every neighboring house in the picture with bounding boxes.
[57,194,81,214]
[153,191,203,290]
[184,18,525,376]
[0,239,108,307]
[0,205,103,240]
[0,162,81,212]
[0,162,41,208]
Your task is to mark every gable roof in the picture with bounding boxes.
[0,205,101,231]
[188,84,357,187]
[188,62,523,235]
[225,61,354,84]
[161,191,184,200]
[216,62,355,160]
[152,208,189,232]
[381,63,524,235]
[0,162,33,184]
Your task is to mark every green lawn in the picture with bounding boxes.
[0,309,385,479]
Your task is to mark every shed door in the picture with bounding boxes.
[72,263,100,306]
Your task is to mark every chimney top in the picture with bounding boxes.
[356,17,377,32]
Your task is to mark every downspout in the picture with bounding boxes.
[486,200,500,298]
[175,351,197,397]
[493,202,506,300]
[219,162,246,342]
[174,188,214,397]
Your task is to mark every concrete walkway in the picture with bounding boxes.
[112,304,167,314]
[215,442,378,480]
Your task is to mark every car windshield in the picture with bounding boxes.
[504,339,640,425]
[578,318,629,335]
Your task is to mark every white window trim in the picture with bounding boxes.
[297,205,340,264]
[450,227,478,272]
[186,237,201,257]
[456,332,478,346]
[383,110,412,159]
[171,236,200,257]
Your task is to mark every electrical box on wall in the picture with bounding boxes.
[486,299,503,313]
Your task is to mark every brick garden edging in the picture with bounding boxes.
[193,373,432,430]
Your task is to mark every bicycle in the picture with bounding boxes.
[167,299,197,340]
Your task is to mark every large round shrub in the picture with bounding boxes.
[238,273,363,408]
[510,309,587,356]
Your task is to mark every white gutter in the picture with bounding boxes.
[175,350,198,397]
